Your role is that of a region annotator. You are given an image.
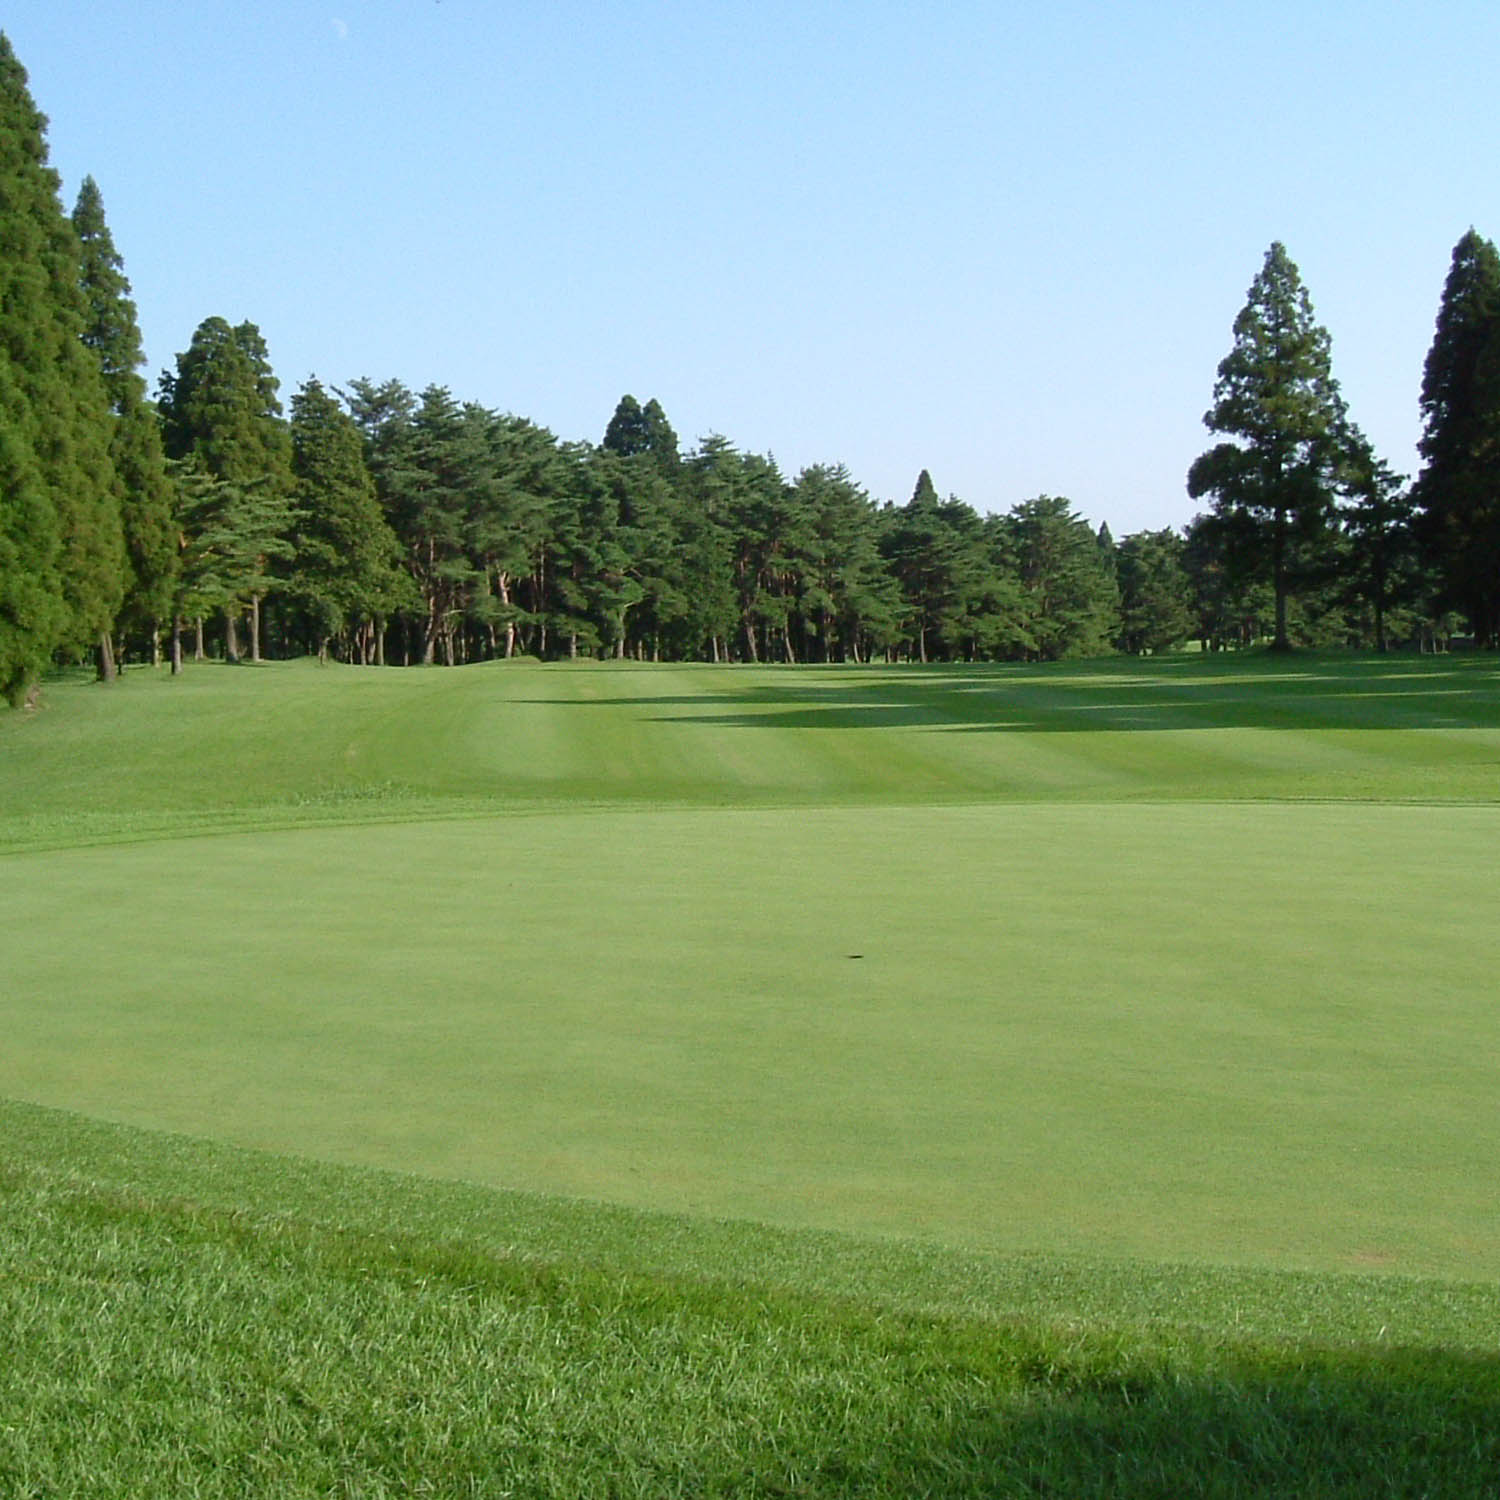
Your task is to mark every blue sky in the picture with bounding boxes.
[7,2,1498,532]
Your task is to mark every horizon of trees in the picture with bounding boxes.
[4,31,1499,704]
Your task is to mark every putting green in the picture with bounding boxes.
[7,797,1497,1277]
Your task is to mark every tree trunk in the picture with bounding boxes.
[151,621,162,669]
[194,616,205,661]
[96,630,116,683]
[225,609,240,662]
[250,593,262,662]
[170,618,183,676]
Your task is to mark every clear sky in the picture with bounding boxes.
[7,1,1498,533]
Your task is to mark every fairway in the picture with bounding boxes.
[5,655,1500,1279]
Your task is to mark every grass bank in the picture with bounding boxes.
[4,1100,1497,1498]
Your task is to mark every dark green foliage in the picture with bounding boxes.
[0,35,123,700]
[790,465,902,662]
[1414,229,1500,642]
[1003,495,1120,659]
[289,379,407,660]
[72,176,176,648]
[880,476,987,662]
[1188,243,1349,651]
[158,317,293,488]
[1339,431,1420,652]
[1116,528,1195,654]
[602,392,680,473]
[158,317,297,658]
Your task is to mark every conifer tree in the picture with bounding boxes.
[0,35,124,700]
[1116,529,1195,654]
[158,317,295,658]
[602,395,650,457]
[72,176,175,662]
[289,378,407,661]
[1341,430,1417,653]
[1004,496,1120,659]
[1414,230,1500,642]
[1188,242,1348,651]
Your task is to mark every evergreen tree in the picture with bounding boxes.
[676,436,741,661]
[880,473,986,662]
[602,394,680,474]
[639,398,681,474]
[473,411,562,659]
[1414,230,1500,642]
[72,176,175,662]
[1003,496,1119,659]
[1187,242,1348,651]
[1116,529,1195,654]
[158,317,295,658]
[602,395,651,457]
[0,35,124,701]
[1340,431,1417,652]
[289,379,408,661]
[790,465,901,662]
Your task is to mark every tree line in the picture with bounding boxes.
[4,32,1499,705]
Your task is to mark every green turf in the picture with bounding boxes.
[5,654,1500,1280]
[4,1100,1498,1497]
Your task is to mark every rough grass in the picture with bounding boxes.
[3,1100,1498,1498]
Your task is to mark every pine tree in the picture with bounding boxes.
[0,35,124,701]
[289,379,406,661]
[158,317,294,658]
[880,474,987,661]
[1187,242,1348,651]
[1341,430,1417,652]
[1116,529,1195,654]
[72,176,175,663]
[1004,496,1119,660]
[1414,230,1500,642]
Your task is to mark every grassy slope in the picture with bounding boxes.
[5,652,1500,848]
[4,655,1499,1276]
[4,1099,1498,1497]
[5,653,1500,1494]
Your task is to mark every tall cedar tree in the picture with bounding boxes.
[72,176,175,661]
[1188,242,1348,651]
[602,394,680,473]
[289,379,406,661]
[0,35,124,701]
[158,317,295,659]
[1414,230,1500,643]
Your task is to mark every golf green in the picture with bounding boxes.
[6,788,1497,1278]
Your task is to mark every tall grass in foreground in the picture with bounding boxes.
[4,1103,1498,1498]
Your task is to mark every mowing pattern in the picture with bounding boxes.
[4,656,1500,1277]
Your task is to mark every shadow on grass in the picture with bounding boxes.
[907,1343,1500,1498]
[512,655,1500,734]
